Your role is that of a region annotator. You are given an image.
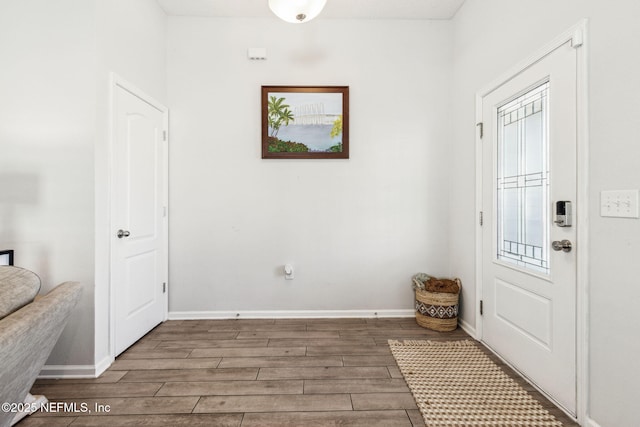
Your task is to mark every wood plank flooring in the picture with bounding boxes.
[23,318,579,426]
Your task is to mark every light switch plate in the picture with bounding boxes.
[600,190,639,218]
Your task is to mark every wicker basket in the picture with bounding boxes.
[413,274,460,332]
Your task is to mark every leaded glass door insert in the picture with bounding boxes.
[496,82,549,273]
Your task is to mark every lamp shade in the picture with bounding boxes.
[268,0,327,23]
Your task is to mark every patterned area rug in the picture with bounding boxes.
[388,340,563,427]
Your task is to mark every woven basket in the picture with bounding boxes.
[413,274,460,332]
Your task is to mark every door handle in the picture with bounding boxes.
[551,239,572,252]
[117,229,131,239]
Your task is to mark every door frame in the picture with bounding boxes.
[474,20,589,424]
[108,72,169,360]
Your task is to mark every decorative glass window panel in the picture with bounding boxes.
[496,82,549,273]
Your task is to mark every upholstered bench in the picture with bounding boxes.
[0,266,82,427]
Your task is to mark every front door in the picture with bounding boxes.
[112,79,168,356]
[480,40,577,414]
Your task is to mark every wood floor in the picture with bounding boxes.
[24,318,578,426]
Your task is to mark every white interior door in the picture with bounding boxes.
[480,41,577,414]
[112,78,168,356]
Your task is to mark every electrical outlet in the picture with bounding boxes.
[284,264,294,280]
[600,190,639,218]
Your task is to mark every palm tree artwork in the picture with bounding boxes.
[267,96,294,138]
[262,86,349,158]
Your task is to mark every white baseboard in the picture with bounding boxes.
[38,365,98,379]
[585,417,602,427]
[168,309,415,320]
[38,355,113,379]
[458,318,477,339]
[94,355,114,377]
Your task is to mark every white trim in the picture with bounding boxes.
[111,73,166,111]
[108,72,169,359]
[94,355,114,378]
[38,365,101,379]
[169,309,415,320]
[458,318,476,338]
[574,20,590,427]
[474,19,588,425]
[585,417,603,427]
[161,109,170,323]
[476,20,586,98]
[39,355,113,379]
[474,93,484,342]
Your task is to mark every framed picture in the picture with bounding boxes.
[262,86,349,159]
[0,250,14,266]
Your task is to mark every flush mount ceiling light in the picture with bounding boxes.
[268,0,327,23]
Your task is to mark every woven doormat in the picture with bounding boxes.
[388,340,563,427]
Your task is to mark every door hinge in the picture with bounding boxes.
[163,130,167,141]
[476,122,484,139]
[162,282,166,293]
[479,211,484,226]
[480,300,483,316]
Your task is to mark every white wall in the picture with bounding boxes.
[450,1,640,426]
[0,0,97,369]
[167,17,453,315]
[0,0,166,373]
[7,4,637,423]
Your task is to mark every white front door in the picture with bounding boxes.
[112,78,168,356]
[480,41,577,414]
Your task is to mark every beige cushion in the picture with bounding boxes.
[0,281,82,427]
[0,266,41,319]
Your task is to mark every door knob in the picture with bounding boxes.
[117,229,131,239]
[551,239,572,252]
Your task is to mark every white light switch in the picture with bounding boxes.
[600,190,639,218]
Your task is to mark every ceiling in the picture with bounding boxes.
[156,0,466,20]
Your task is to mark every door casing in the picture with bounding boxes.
[474,20,589,424]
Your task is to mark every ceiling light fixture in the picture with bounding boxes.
[268,0,327,24]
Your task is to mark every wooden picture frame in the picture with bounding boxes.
[262,86,349,159]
